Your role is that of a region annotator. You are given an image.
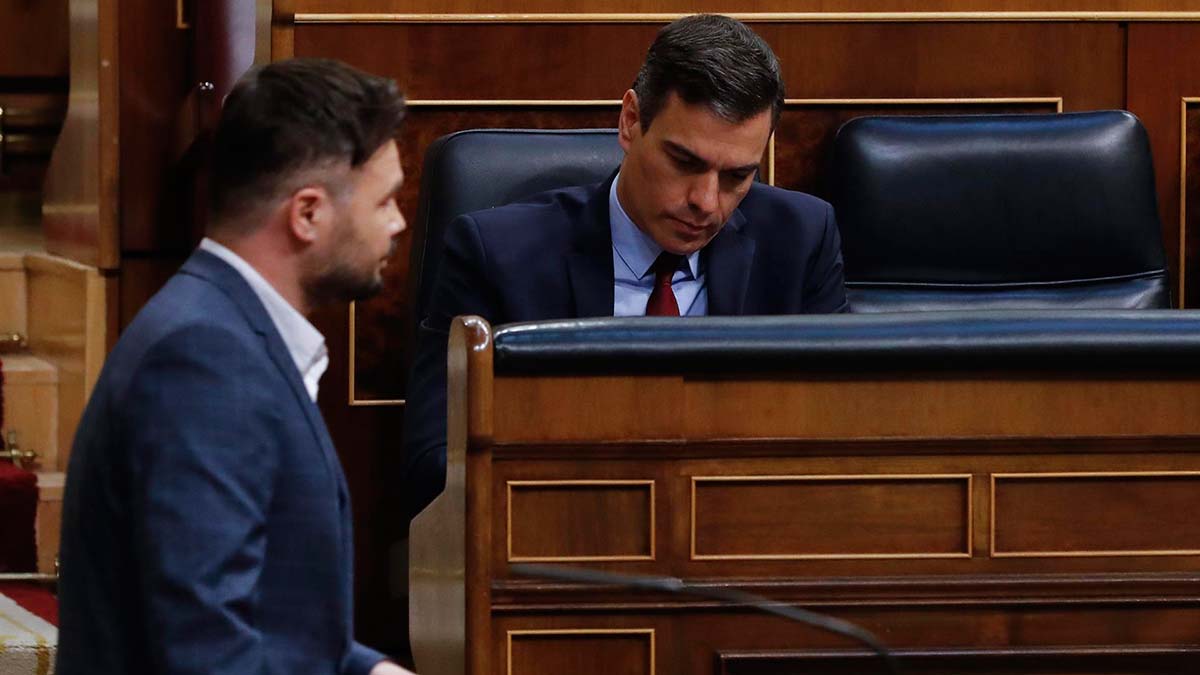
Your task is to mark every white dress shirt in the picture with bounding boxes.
[199,238,329,402]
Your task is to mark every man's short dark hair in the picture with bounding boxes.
[632,14,784,131]
[209,58,405,230]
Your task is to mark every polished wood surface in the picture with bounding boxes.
[410,316,1200,675]
[992,473,1200,556]
[509,630,653,675]
[692,475,970,559]
[0,1,68,78]
[1126,22,1200,307]
[25,252,113,472]
[508,481,654,561]
[0,253,26,335]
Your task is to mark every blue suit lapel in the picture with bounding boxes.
[567,172,618,317]
[179,250,344,488]
[704,209,756,316]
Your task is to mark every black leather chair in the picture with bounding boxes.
[831,111,1171,312]
[406,128,623,332]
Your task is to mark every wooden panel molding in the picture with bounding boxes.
[1181,97,1200,306]
[507,629,654,675]
[992,471,1200,557]
[718,645,1200,675]
[506,480,656,562]
[691,474,972,560]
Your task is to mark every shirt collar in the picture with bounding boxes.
[199,237,328,401]
[609,172,701,280]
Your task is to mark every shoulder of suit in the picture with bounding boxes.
[743,182,833,213]
[465,182,597,227]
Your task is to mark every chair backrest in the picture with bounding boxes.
[831,111,1171,312]
[407,128,623,329]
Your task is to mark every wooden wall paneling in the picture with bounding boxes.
[488,447,1200,580]
[293,22,1123,107]
[24,252,114,471]
[293,23,659,100]
[1127,23,1200,307]
[1185,99,1200,306]
[490,606,1200,675]
[490,375,1200,443]
[717,646,1200,675]
[506,480,655,562]
[507,629,655,675]
[690,474,971,560]
[42,0,120,268]
[0,1,69,78]
[118,0,195,255]
[991,472,1200,557]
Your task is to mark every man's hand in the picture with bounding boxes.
[370,661,416,675]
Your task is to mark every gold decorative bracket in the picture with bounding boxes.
[0,431,38,470]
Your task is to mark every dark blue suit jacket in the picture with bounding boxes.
[403,174,848,517]
[58,250,384,675]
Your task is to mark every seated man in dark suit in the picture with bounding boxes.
[404,14,848,517]
[57,59,413,675]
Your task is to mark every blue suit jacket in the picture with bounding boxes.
[402,174,848,517]
[57,250,384,675]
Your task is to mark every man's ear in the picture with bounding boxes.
[618,89,641,152]
[286,186,331,244]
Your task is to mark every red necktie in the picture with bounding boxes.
[645,253,681,316]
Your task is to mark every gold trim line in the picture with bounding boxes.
[295,12,1200,25]
[1180,97,1200,308]
[348,301,405,407]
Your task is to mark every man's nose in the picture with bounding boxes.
[687,171,719,216]
[390,201,407,236]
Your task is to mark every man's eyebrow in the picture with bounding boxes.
[663,140,706,166]
[388,176,405,197]
[663,139,760,174]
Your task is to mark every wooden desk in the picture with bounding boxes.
[411,314,1200,675]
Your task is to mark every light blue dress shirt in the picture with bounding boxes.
[610,173,708,316]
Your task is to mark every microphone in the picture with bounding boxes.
[509,562,900,675]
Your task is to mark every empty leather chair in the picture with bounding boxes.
[831,111,1171,312]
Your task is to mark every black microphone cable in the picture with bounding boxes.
[509,562,900,675]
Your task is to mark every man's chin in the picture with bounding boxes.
[306,273,385,308]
